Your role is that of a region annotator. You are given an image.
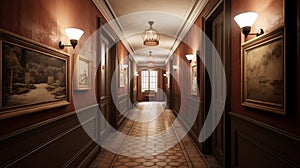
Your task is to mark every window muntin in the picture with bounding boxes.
[141,70,157,92]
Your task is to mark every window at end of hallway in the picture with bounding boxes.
[141,70,157,92]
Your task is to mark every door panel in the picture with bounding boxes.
[98,36,116,138]
[212,10,225,166]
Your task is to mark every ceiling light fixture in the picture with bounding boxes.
[147,51,154,67]
[59,28,84,49]
[147,61,154,67]
[143,21,159,46]
[234,12,264,38]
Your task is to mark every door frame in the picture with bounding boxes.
[202,0,231,167]
[97,17,118,134]
[169,58,174,109]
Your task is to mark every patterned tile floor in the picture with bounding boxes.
[90,102,211,168]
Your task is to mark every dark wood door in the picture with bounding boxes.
[169,60,174,109]
[129,60,134,106]
[98,35,116,139]
[202,1,231,167]
[211,10,225,166]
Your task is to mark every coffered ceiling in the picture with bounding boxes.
[93,0,208,66]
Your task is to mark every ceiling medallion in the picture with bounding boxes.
[143,21,159,46]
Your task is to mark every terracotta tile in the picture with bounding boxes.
[143,161,155,166]
[90,102,211,168]
[156,161,167,166]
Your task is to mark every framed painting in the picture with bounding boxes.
[0,29,70,119]
[119,71,125,88]
[191,65,198,95]
[119,64,125,88]
[241,26,285,115]
[74,55,91,90]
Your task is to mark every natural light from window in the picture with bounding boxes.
[141,70,157,92]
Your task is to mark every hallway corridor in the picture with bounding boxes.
[0,1,299,167]
[90,102,214,168]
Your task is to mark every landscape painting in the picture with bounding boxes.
[242,26,285,114]
[1,41,67,109]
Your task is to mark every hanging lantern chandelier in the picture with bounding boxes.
[147,51,154,67]
[143,21,159,46]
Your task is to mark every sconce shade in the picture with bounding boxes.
[65,28,84,40]
[234,12,263,38]
[59,28,84,49]
[234,12,258,28]
[173,65,177,70]
[185,54,194,62]
[122,64,128,70]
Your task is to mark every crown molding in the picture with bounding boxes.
[93,0,208,66]
[92,0,138,64]
[165,0,209,64]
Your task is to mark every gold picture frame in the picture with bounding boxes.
[0,29,70,119]
[241,26,286,115]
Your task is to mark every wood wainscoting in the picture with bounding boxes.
[173,93,181,115]
[186,97,204,151]
[172,95,204,152]
[0,104,100,168]
[230,112,300,168]
[117,94,129,128]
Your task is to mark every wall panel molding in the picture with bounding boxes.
[230,112,300,168]
[64,140,99,168]
[173,93,181,114]
[0,104,100,167]
[117,94,129,127]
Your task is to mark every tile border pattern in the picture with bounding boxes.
[90,107,209,168]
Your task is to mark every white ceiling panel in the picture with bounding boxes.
[93,0,208,66]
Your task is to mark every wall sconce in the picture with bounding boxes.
[185,54,194,63]
[135,72,139,77]
[234,12,264,38]
[163,73,167,77]
[122,64,128,70]
[59,28,84,49]
[173,65,177,70]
